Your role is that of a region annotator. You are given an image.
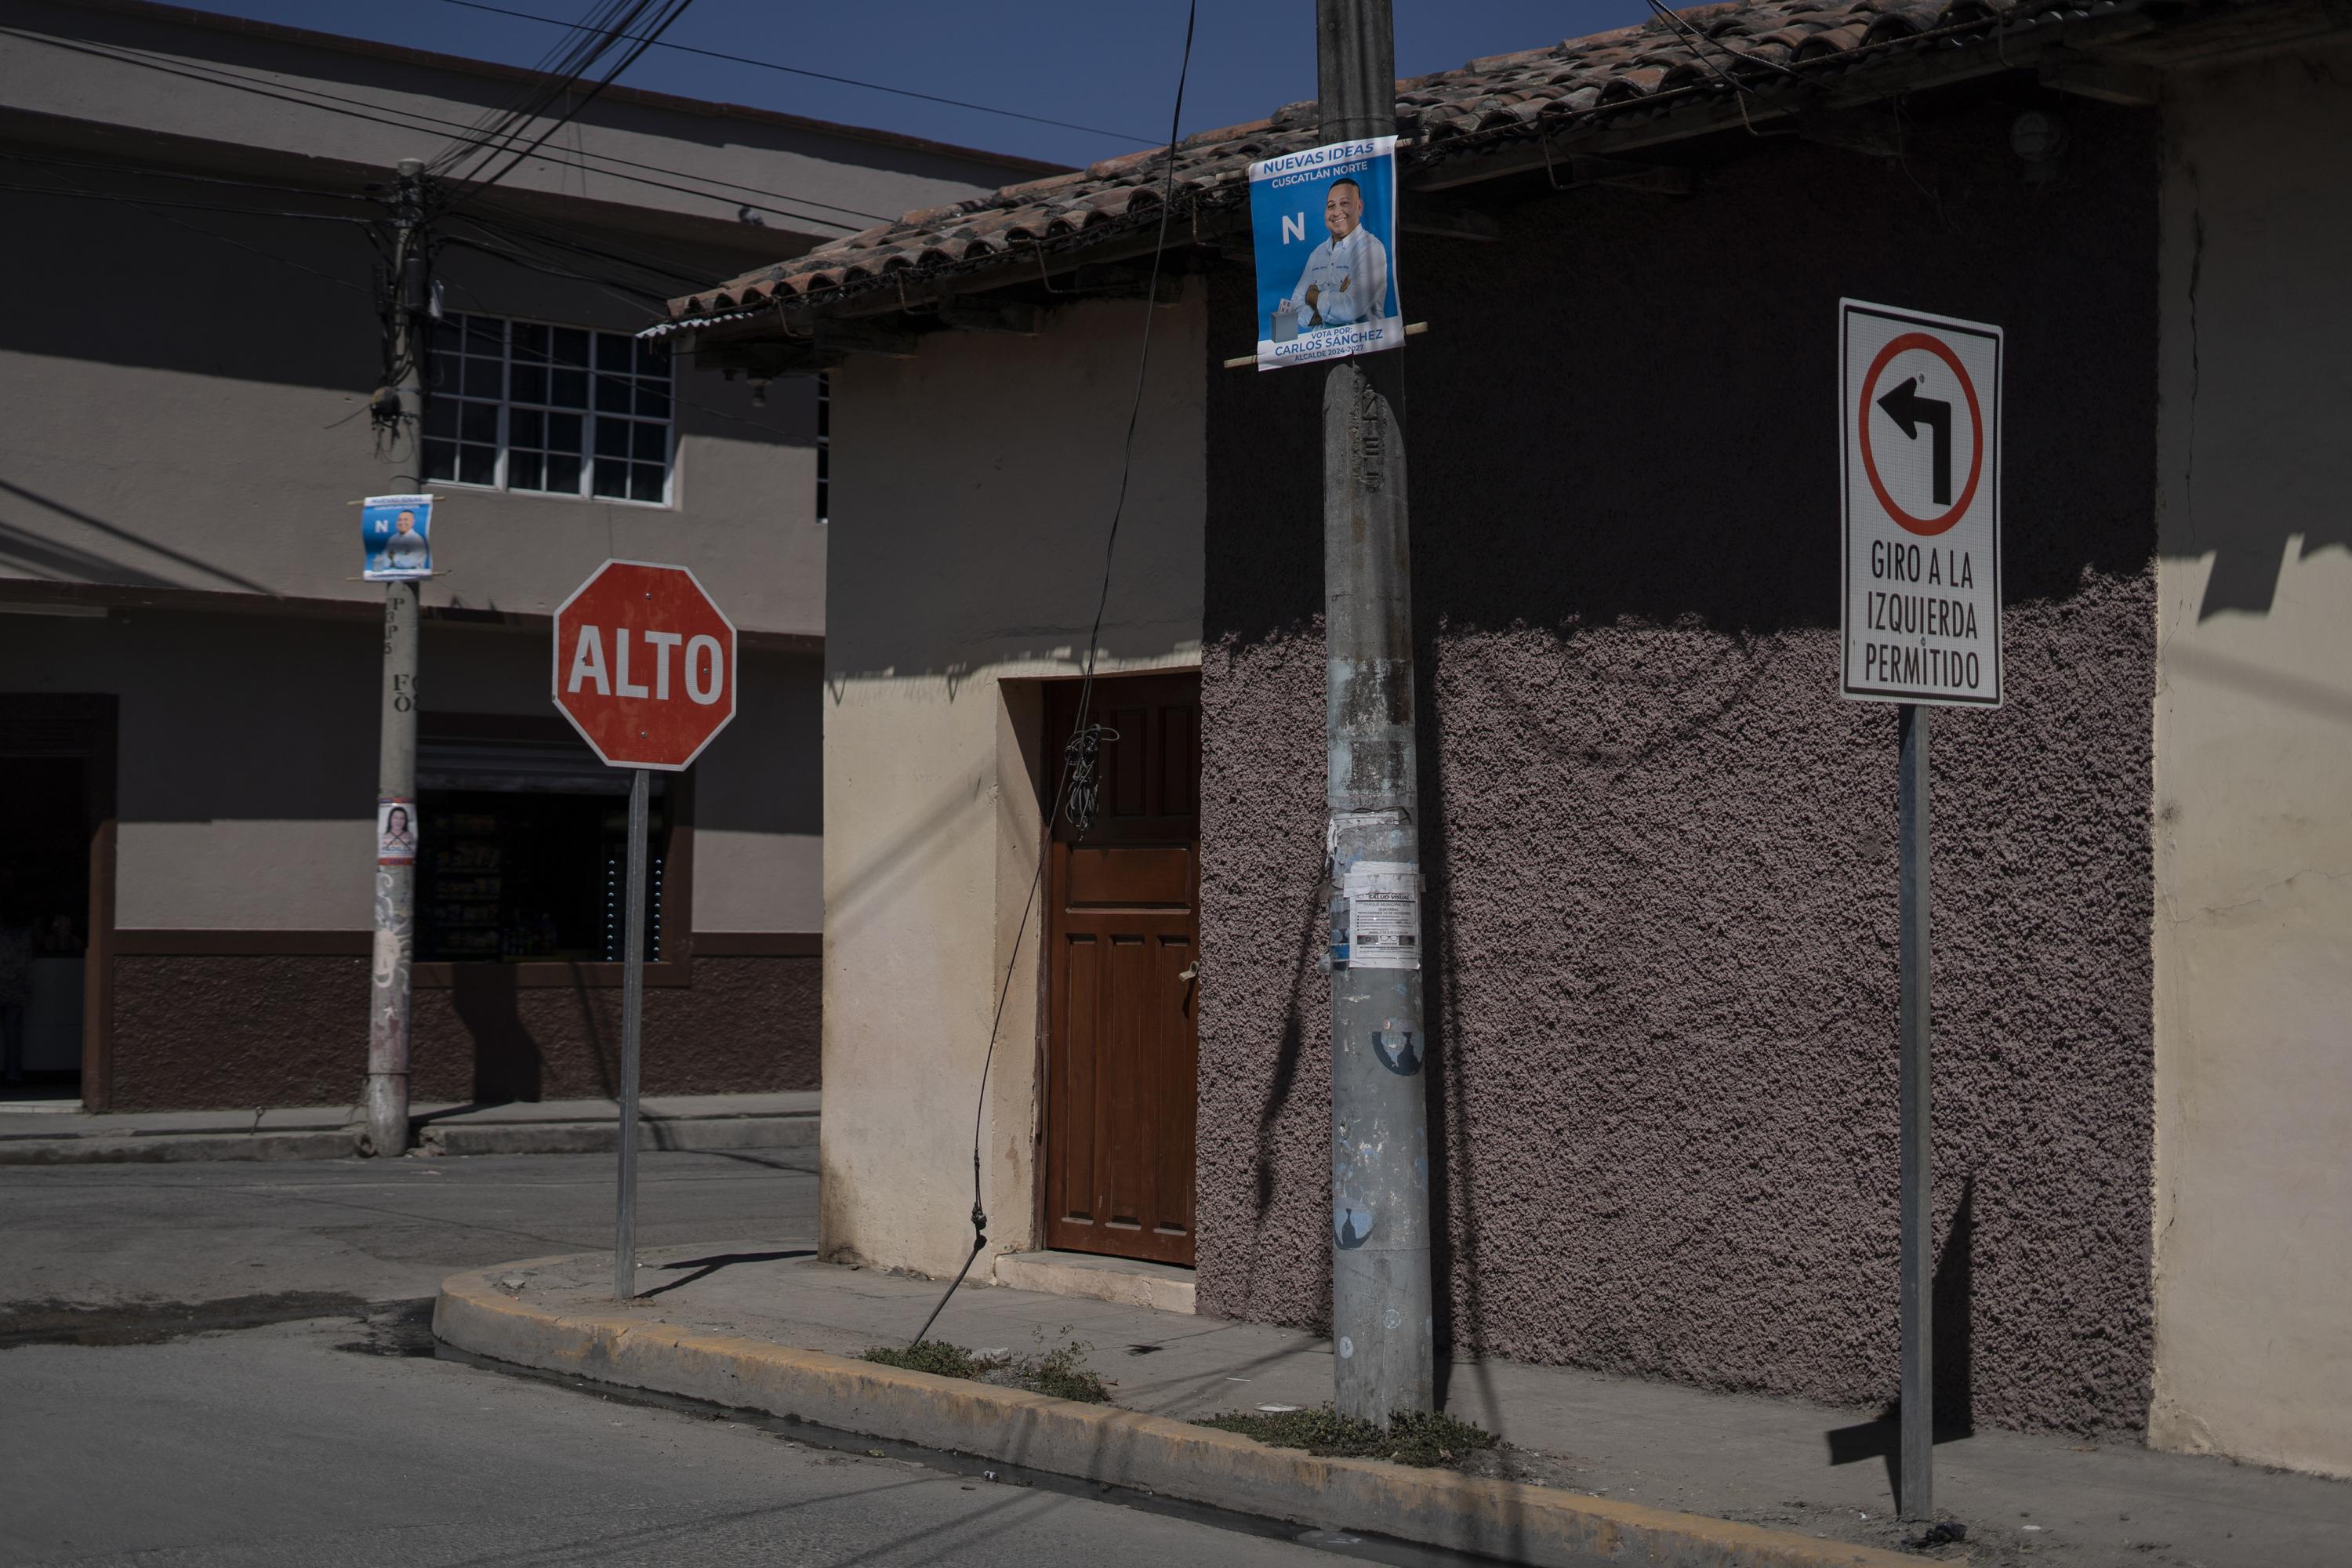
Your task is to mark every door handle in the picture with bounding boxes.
[1177,961,1199,983]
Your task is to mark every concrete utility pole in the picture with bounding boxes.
[1318,0,1435,1423]
[365,158,429,1159]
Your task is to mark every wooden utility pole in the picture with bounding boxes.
[1317,0,1435,1423]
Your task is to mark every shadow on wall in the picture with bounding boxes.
[2164,123,2352,620]
[694,650,825,839]
[821,292,1206,685]
[0,476,274,593]
[2160,639,2352,728]
[1822,1176,1977,1508]
[451,963,545,1105]
[1196,103,2160,1438]
[2188,534,2352,622]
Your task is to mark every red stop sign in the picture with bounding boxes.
[552,560,736,770]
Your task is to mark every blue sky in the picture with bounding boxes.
[198,1,1651,168]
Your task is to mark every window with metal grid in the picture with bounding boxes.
[422,312,673,506]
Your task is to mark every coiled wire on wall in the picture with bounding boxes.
[909,0,1200,1350]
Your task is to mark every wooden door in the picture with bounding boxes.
[1044,673,1200,1265]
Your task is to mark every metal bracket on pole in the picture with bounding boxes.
[615,764,649,1301]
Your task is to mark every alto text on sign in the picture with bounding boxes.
[552,559,737,770]
[1840,300,2003,706]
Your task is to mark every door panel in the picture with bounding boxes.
[1044,673,1200,1266]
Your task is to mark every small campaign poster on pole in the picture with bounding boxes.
[361,493,434,581]
[375,798,418,866]
[1839,301,2002,706]
[1249,136,1403,372]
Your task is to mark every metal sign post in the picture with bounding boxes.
[550,560,738,1303]
[1896,701,1932,1519]
[614,765,649,1301]
[1839,299,2003,1521]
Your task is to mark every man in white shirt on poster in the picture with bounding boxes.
[1285,176,1388,333]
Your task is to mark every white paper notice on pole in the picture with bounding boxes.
[1247,136,1403,372]
[1341,861,1421,971]
[1840,300,2002,707]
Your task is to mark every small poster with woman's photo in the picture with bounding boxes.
[376,797,419,866]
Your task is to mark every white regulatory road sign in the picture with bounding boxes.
[1840,299,2003,707]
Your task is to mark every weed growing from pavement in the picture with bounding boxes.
[862,1340,995,1381]
[862,1326,1113,1404]
[1197,1405,1500,1468]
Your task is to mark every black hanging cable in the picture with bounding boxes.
[441,0,699,210]
[0,182,378,224]
[459,206,714,289]
[439,0,1161,146]
[431,0,647,182]
[434,229,675,313]
[909,0,1199,1352]
[1637,0,1811,94]
[0,151,379,203]
[0,29,892,230]
[5,163,375,296]
[434,0,652,184]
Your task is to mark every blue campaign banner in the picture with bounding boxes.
[361,493,434,581]
[1247,135,1403,372]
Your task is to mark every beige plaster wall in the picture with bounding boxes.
[0,218,823,636]
[2,609,821,935]
[2151,38,2352,1479]
[0,0,1040,249]
[820,290,1206,1279]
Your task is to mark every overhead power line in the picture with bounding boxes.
[430,0,639,177]
[438,0,701,207]
[439,0,1160,147]
[0,27,896,230]
[0,178,376,227]
[4,162,375,296]
[0,150,380,204]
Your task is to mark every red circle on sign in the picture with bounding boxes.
[552,560,737,771]
[1859,331,1984,537]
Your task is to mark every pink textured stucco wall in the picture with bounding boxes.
[1195,103,2158,1436]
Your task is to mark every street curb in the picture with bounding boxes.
[0,1116,815,1166]
[436,1260,1931,1568]
[417,1116,817,1159]
[0,1130,363,1165]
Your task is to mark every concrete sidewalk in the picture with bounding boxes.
[437,1243,2350,1568]
[0,1091,817,1164]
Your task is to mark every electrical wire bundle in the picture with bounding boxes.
[428,0,697,208]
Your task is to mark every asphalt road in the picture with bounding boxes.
[0,1152,1367,1567]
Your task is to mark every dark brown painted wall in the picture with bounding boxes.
[1196,101,2158,1436]
[111,954,818,1109]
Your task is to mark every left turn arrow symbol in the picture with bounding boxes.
[1875,376,1954,507]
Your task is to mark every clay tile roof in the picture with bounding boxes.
[666,0,2163,321]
